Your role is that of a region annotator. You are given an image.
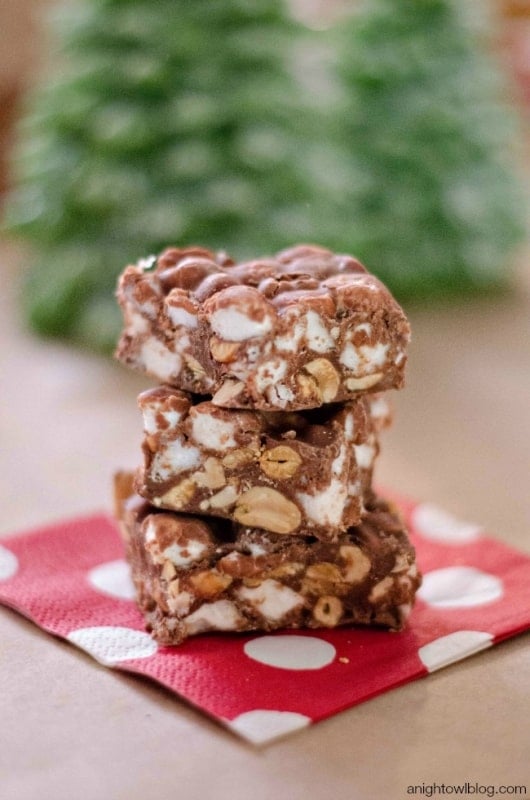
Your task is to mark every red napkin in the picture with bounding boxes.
[1,495,529,745]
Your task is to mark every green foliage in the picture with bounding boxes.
[315,0,526,298]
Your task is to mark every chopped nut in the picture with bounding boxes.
[161,560,177,581]
[209,337,240,363]
[160,478,196,508]
[391,553,411,573]
[296,372,320,401]
[113,471,136,521]
[339,545,371,583]
[145,435,157,452]
[312,596,343,627]
[241,576,263,588]
[167,589,191,616]
[222,448,257,469]
[302,562,344,595]
[345,373,383,391]
[193,457,226,490]
[189,570,232,598]
[233,487,301,534]
[152,581,169,612]
[167,578,181,597]
[212,379,245,406]
[259,445,302,479]
[369,575,394,602]
[183,353,207,377]
[207,484,239,509]
[266,562,304,579]
[307,562,344,582]
[303,358,340,402]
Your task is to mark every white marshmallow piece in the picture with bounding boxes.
[166,304,198,329]
[184,600,243,634]
[140,337,182,381]
[237,580,303,621]
[191,411,237,450]
[162,539,208,567]
[210,308,273,341]
[151,438,201,481]
[304,311,334,353]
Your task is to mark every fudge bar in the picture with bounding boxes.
[136,386,391,539]
[115,244,410,411]
[116,473,421,645]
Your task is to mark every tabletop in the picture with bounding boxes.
[1,241,529,800]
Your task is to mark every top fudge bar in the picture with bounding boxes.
[116,244,410,411]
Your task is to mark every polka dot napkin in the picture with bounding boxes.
[1,495,529,745]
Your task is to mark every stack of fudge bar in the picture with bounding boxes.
[114,244,421,645]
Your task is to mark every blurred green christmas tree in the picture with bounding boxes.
[4,0,312,351]
[314,0,527,298]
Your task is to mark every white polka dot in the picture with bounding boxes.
[0,545,18,581]
[67,626,157,665]
[244,635,336,670]
[418,566,503,609]
[412,503,482,544]
[418,631,493,672]
[88,559,136,600]
[227,710,311,744]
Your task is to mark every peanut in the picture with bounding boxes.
[296,372,320,401]
[193,457,226,490]
[233,487,301,534]
[312,595,343,627]
[167,578,181,597]
[222,448,257,469]
[303,358,340,402]
[302,562,344,595]
[345,372,383,391]
[267,562,304,579]
[161,560,177,581]
[160,478,196,508]
[260,445,302,479]
[391,553,411,573]
[189,570,232,598]
[207,484,239,509]
[167,589,192,616]
[369,575,394,602]
[183,353,207,378]
[339,545,371,583]
[212,379,245,406]
[209,336,240,363]
[145,435,157,452]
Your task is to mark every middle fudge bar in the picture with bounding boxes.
[136,386,391,540]
[117,477,421,645]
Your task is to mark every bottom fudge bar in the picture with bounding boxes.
[115,473,421,645]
